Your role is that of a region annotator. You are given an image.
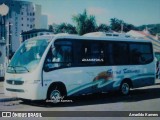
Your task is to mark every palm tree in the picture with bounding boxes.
[72,9,97,35]
[96,24,109,32]
[110,18,124,32]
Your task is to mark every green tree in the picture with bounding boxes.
[51,23,77,34]
[72,9,97,35]
[66,23,77,34]
[110,18,136,32]
[124,24,137,32]
[96,24,109,32]
[48,25,53,32]
[52,23,59,34]
[110,18,124,32]
[56,23,77,34]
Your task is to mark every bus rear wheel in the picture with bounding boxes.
[120,82,130,95]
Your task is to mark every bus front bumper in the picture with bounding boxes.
[4,82,47,100]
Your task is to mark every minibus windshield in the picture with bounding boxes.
[7,39,51,73]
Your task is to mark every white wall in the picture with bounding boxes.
[9,1,36,52]
[35,4,42,29]
[41,15,48,29]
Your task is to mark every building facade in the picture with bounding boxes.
[0,0,48,77]
[0,40,6,77]
[21,29,53,42]
[41,15,48,29]
[0,0,48,54]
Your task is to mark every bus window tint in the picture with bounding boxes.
[56,45,72,63]
[112,43,129,65]
[105,43,114,65]
[105,43,129,65]
[80,41,105,65]
[130,43,153,64]
[45,40,72,71]
[54,40,72,64]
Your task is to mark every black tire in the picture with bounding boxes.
[47,85,64,103]
[120,81,130,95]
[21,99,31,103]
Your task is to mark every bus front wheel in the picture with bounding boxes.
[47,85,64,103]
[120,82,130,95]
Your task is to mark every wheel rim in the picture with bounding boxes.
[50,90,61,103]
[121,83,130,95]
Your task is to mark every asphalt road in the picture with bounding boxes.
[0,80,160,120]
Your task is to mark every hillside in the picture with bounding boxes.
[137,24,160,35]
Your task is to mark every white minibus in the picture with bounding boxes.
[4,34,156,101]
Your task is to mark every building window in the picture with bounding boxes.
[22,24,23,26]
[30,25,32,28]
[21,17,23,20]
[21,12,23,15]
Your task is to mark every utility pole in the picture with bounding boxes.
[0,3,9,66]
[121,23,123,33]
[8,22,11,60]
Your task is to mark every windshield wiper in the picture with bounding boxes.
[8,65,16,73]
[14,66,30,72]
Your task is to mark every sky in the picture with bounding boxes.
[25,0,160,26]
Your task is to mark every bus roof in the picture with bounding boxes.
[27,33,152,43]
[53,34,152,43]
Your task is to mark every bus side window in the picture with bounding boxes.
[80,41,105,66]
[44,45,55,70]
[130,43,153,64]
[44,41,73,71]
[105,42,129,65]
[90,43,105,65]
[113,43,129,65]
[105,43,114,65]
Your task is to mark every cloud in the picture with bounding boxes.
[87,7,108,16]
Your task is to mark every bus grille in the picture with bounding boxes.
[6,80,24,85]
[6,88,24,92]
